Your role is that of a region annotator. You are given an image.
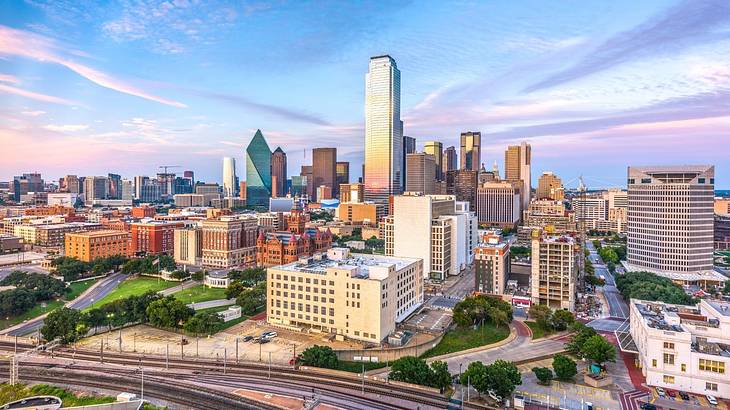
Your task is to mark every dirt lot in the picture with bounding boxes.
[77,319,364,365]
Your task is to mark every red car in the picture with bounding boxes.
[667,389,676,398]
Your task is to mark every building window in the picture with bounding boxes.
[652,359,657,367]
[699,359,725,374]
[663,353,674,365]
[663,375,674,384]
[681,364,686,372]
[663,342,674,349]
[706,382,718,392]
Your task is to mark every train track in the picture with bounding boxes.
[0,340,492,409]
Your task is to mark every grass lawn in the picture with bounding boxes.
[420,323,510,359]
[86,276,177,310]
[65,278,98,300]
[185,305,249,334]
[175,285,228,304]
[0,299,64,331]
[336,360,388,373]
[525,321,554,339]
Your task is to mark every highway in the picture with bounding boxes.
[586,241,628,319]
[3,272,129,337]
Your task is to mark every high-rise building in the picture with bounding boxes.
[222,157,238,197]
[571,196,608,221]
[245,129,273,207]
[300,165,314,199]
[271,147,287,198]
[107,173,122,199]
[364,55,403,206]
[443,146,457,174]
[183,170,195,185]
[312,147,337,201]
[423,141,443,181]
[402,136,416,190]
[156,173,176,199]
[290,176,308,198]
[626,165,722,284]
[134,176,147,200]
[405,153,436,194]
[476,180,521,228]
[536,171,564,200]
[460,132,481,171]
[65,230,131,262]
[60,175,80,194]
[336,161,350,187]
[505,142,532,211]
[446,169,478,212]
[339,183,364,203]
[531,232,579,311]
[13,173,44,202]
[84,176,108,202]
[121,179,134,201]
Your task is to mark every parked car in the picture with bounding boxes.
[259,338,271,344]
[655,387,666,397]
[667,389,676,398]
[262,331,278,339]
[679,391,690,401]
[707,395,718,406]
[640,403,656,410]
[242,335,253,342]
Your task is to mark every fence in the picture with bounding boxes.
[333,332,445,362]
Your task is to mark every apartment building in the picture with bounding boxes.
[530,232,579,311]
[475,232,510,295]
[13,222,101,247]
[65,230,131,262]
[201,215,258,268]
[266,248,423,343]
[628,299,730,399]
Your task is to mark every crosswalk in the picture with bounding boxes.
[619,389,649,410]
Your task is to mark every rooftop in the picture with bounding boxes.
[276,249,418,280]
[706,300,730,317]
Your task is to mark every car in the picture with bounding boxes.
[655,387,666,397]
[262,331,278,339]
[707,395,718,406]
[679,391,690,401]
[639,403,656,410]
[667,389,676,398]
[242,335,253,342]
[259,338,271,344]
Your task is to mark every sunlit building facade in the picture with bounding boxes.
[245,129,273,207]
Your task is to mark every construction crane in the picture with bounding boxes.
[158,165,181,175]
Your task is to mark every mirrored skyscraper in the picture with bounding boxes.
[364,55,402,207]
[271,147,287,198]
[222,157,237,197]
[245,129,272,207]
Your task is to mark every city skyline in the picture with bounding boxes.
[1,0,729,188]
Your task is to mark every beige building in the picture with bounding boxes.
[266,248,423,343]
[530,232,579,311]
[339,183,364,203]
[13,223,101,247]
[405,152,436,194]
[505,142,531,211]
[174,227,202,266]
[65,230,131,262]
[201,215,257,268]
[335,202,377,225]
[475,180,521,228]
[715,198,730,215]
[523,200,577,233]
[536,171,564,200]
[475,233,510,295]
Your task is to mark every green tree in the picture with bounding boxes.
[236,282,266,315]
[225,282,247,300]
[146,296,194,328]
[183,312,223,335]
[298,345,339,369]
[532,367,553,385]
[565,322,598,358]
[484,360,521,400]
[389,356,433,386]
[552,354,578,380]
[460,361,488,393]
[430,360,452,392]
[581,335,616,366]
[723,280,730,295]
[551,309,575,331]
[488,307,509,328]
[529,304,552,330]
[41,307,83,343]
[615,271,694,305]
[0,288,37,317]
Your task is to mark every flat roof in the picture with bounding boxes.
[706,300,730,316]
[276,253,418,279]
[68,229,128,237]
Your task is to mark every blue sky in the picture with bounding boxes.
[1,0,729,188]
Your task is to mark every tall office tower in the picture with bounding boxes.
[336,161,350,186]
[443,146,457,173]
[222,157,238,197]
[12,173,44,202]
[121,179,134,201]
[571,196,608,221]
[134,176,147,200]
[476,180,521,228]
[424,141,444,181]
[460,132,481,171]
[156,173,176,198]
[183,170,195,185]
[536,171,564,200]
[107,173,122,199]
[504,142,532,211]
[84,176,108,202]
[364,55,403,207]
[300,165,314,199]
[405,153,436,194]
[271,147,287,198]
[446,169,478,212]
[402,135,416,189]
[531,232,578,311]
[60,175,80,193]
[626,165,721,284]
[245,129,273,207]
[312,147,337,201]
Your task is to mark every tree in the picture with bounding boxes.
[298,345,339,369]
[484,360,521,400]
[461,361,489,393]
[551,309,575,331]
[191,271,204,281]
[488,307,509,328]
[0,288,36,317]
[529,304,552,330]
[389,356,433,387]
[225,282,247,300]
[552,354,577,380]
[42,308,83,344]
[532,367,553,385]
[146,296,194,328]
[615,271,694,305]
[565,322,598,358]
[581,335,616,366]
[453,295,513,328]
[585,275,605,287]
[183,312,223,335]
[723,280,730,295]
[170,270,190,280]
[430,361,452,392]
[236,282,266,315]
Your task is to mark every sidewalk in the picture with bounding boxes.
[159,280,202,296]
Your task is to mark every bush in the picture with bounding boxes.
[615,271,694,305]
[532,367,553,385]
[298,345,339,369]
[552,354,577,380]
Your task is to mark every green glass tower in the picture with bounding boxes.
[245,129,273,207]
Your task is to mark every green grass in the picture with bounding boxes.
[64,278,98,300]
[525,321,554,339]
[0,299,64,331]
[336,360,388,373]
[174,285,228,304]
[420,323,510,359]
[185,305,249,334]
[0,384,116,408]
[86,276,177,310]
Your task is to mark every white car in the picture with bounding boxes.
[707,395,718,406]
[655,387,666,397]
[262,331,278,339]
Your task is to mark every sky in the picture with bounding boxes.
[1,0,729,189]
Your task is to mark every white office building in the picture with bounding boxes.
[222,157,238,197]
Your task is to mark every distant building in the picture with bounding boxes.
[530,232,578,311]
[65,230,131,262]
[476,180,521,228]
[402,136,416,191]
[255,228,333,267]
[222,157,238,197]
[504,142,531,211]
[131,206,156,219]
[424,141,444,180]
[313,148,337,201]
[715,198,730,215]
[13,173,44,202]
[131,220,184,255]
[460,132,481,171]
[446,169,478,212]
[201,215,258,268]
[475,233,510,295]
[335,202,377,225]
[443,146,457,173]
[336,161,350,188]
[84,176,108,202]
[405,152,436,194]
[536,171,564,200]
[715,214,730,250]
[14,222,101,247]
[339,183,364,203]
[246,130,273,207]
[271,147,288,198]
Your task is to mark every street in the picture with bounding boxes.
[586,241,628,320]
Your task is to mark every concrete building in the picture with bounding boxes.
[84,176,108,202]
[530,232,579,311]
[204,270,230,288]
[715,198,730,215]
[443,146,457,173]
[446,169,478,212]
[339,183,364,203]
[625,165,722,286]
[201,215,258,268]
[627,298,730,400]
[523,200,577,233]
[460,132,481,171]
[571,196,608,221]
[715,214,730,250]
[47,193,80,207]
[336,161,350,187]
[131,220,184,256]
[266,248,423,343]
[335,203,377,225]
[0,235,22,253]
[475,232,510,295]
[12,173,44,202]
[424,141,443,180]
[14,222,101,247]
[312,148,337,201]
[65,230,131,262]
[476,180,521,228]
[504,142,532,211]
[405,152,436,194]
[173,227,202,266]
[536,171,564,201]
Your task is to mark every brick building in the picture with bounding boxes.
[256,228,333,267]
[131,206,156,218]
[201,215,258,268]
[130,220,184,256]
[65,230,131,262]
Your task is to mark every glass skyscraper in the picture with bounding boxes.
[245,129,272,207]
[364,55,403,207]
[222,156,237,197]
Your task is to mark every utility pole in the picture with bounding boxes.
[224,348,227,375]
[166,343,169,370]
[140,366,144,401]
[235,338,239,364]
[259,340,262,362]
[268,352,272,379]
[100,341,104,364]
[361,362,365,394]
[467,376,470,403]
[118,328,122,352]
[196,337,199,359]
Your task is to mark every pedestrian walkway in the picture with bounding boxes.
[620,389,650,410]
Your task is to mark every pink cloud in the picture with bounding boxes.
[0,83,78,106]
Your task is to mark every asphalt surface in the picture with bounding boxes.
[189,298,236,310]
[4,272,129,337]
[586,241,629,319]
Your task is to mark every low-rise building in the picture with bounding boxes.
[13,222,102,247]
[0,235,22,253]
[256,228,333,267]
[174,227,202,266]
[131,220,184,256]
[204,270,231,288]
[335,202,377,225]
[266,248,423,343]
[65,230,131,262]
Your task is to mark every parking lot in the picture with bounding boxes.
[651,387,728,410]
[403,307,452,332]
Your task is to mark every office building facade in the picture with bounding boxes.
[505,142,532,211]
[313,148,337,201]
[424,141,444,181]
[460,132,481,171]
[245,129,273,207]
[530,233,579,311]
[405,152,436,194]
[271,147,288,198]
[222,157,238,197]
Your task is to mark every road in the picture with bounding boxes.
[4,272,129,337]
[0,264,50,281]
[586,241,628,319]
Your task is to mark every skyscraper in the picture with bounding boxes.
[222,157,238,197]
[423,141,444,180]
[183,170,195,185]
[271,147,287,198]
[402,135,416,189]
[61,175,80,194]
[460,132,481,171]
[405,153,436,194]
[443,146,457,173]
[312,147,337,201]
[536,171,564,200]
[336,161,350,187]
[13,173,44,202]
[245,129,273,207]
[364,55,403,207]
[107,173,122,199]
[84,176,108,202]
[505,142,532,211]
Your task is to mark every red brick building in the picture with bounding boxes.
[130,220,184,255]
[131,206,156,219]
[285,201,308,234]
[256,228,332,267]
